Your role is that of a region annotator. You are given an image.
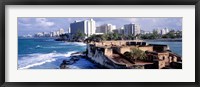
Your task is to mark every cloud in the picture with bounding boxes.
[18,22,32,27]
[128,18,138,23]
[35,18,55,28]
[18,17,182,36]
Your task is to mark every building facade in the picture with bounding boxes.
[96,24,116,34]
[70,19,96,37]
[124,23,141,36]
[59,28,65,35]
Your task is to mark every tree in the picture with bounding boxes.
[176,30,182,38]
[59,34,69,40]
[123,48,147,63]
[85,34,106,43]
[162,30,176,39]
[73,30,86,42]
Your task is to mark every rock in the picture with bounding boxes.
[60,60,70,69]
[71,56,80,61]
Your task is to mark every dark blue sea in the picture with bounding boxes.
[18,38,182,69]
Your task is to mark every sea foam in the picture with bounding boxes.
[58,42,86,46]
[18,51,77,69]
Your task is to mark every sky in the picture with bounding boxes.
[18,17,182,36]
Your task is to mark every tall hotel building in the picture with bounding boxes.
[96,24,116,34]
[124,23,141,36]
[70,19,96,37]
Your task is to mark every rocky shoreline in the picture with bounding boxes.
[59,52,84,69]
[59,51,108,69]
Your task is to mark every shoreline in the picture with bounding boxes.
[18,37,182,42]
[143,38,182,42]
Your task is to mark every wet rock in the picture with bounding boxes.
[60,60,70,69]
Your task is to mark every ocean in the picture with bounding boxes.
[18,38,99,69]
[145,40,182,56]
[18,38,182,69]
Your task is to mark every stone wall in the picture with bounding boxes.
[154,60,166,69]
[104,48,113,57]
[87,45,128,69]
[138,46,153,52]
[119,46,131,54]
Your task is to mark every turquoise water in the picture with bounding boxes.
[145,41,182,56]
[18,38,98,69]
[18,38,182,69]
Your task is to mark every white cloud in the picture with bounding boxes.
[35,18,55,28]
[18,22,32,27]
[129,18,138,23]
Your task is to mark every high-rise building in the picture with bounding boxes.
[155,28,161,34]
[59,28,65,35]
[53,31,57,37]
[112,27,124,34]
[164,28,169,34]
[70,19,96,37]
[66,27,71,34]
[96,24,116,34]
[50,32,54,37]
[118,27,125,35]
[96,26,101,33]
[112,25,116,30]
[140,30,145,34]
[161,29,166,35]
[56,31,60,36]
[124,23,141,36]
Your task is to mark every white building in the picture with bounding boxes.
[164,28,169,33]
[70,19,96,37]
[59,28,65,35]
[124,23,141,36]
[161,29,166,35]
[155,28,161,34]
[96,24,116,34]
[66,27,71,33]
[56,31,60,36]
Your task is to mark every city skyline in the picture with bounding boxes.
[18,17,182,36]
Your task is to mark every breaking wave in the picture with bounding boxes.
[58,42,86,46]
[18,51,77,69]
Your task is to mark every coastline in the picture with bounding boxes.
[143,38,182,42]
[18,38,182,69]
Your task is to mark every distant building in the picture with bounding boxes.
[50,32,54,37]
[112,25,117,30]
[118,27,124,34]
[53,31,57,37]
[124,23,141,36]
[112,29,119,33]
[96,24,116,34]
[155,28,170,35]
[70,19,96,37]
[66,27,71,34]
[56,31,60,36]
[140,30,145,34]
[96,26,101,33]
[161,29,166,35]
[112,27,124,34]
[164,28,169,34]
[59,28,65,35]
[144,31,151,34]
[22,34,33,38]
[155,28,161,34]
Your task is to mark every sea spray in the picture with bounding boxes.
[18,51,77,69]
